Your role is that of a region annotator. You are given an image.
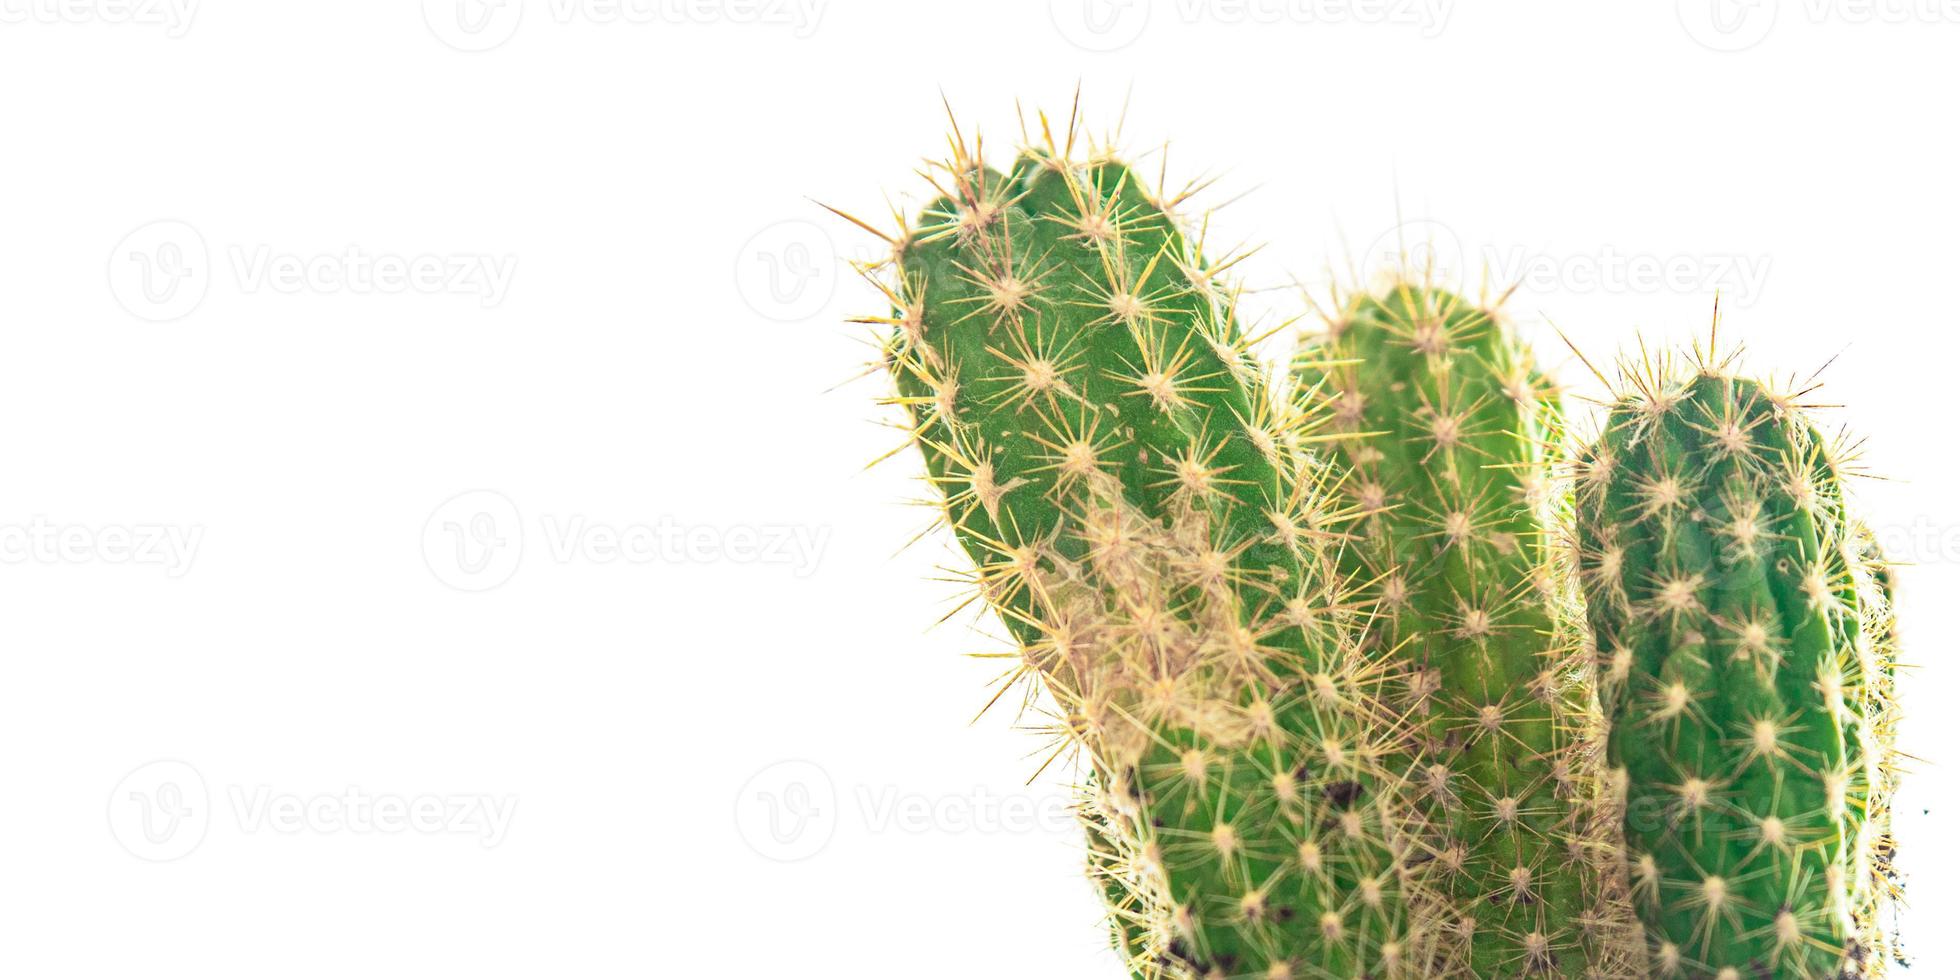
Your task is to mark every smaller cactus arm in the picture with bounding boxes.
[1577,362,1893,978]
[1294,284,1638,977]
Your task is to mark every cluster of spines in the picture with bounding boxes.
[1570,339,1900,978]
[855,107,1425,978]
[1848,521,1903,972]
[1292,283,1638,976]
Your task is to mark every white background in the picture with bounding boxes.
[0,1,1950,976]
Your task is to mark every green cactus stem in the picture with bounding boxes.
[1572,340,1900,977]
[1294,282,1637,977]
[853,111,1424,978]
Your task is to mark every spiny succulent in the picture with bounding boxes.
[1293,283,1639,977]
[1571,336,1902,978]
[849,106,1425,978]
[838,104,1904,979]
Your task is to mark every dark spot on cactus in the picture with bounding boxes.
[1164,945,1208,976]
[1324,780,1364,808]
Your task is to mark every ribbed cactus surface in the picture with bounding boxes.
[1573,352,1899,977]
[1295,285,1636,977]
[870,119,1421,978]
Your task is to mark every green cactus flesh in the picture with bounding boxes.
[1294,285,1635,977]
[872,125,1421,978]
[1573,356,1898,977]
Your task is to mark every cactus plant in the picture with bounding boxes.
[839,105,1904,979]
[1293,283,1638,976]
[852,110,1426,977]
[1571,338,1901,977]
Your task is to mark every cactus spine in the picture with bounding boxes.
[1294,284,1637,976]
[1572,342,1900,977]
[864,114,1423,978]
